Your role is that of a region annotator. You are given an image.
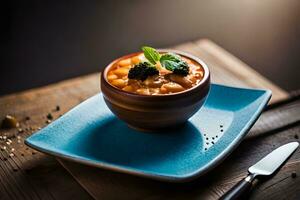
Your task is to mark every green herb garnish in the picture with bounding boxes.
[128,62,159,81]
[160,53,189,76]
[142,46,161,65]
[142,46,189,76]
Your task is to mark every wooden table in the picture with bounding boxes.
[0,39,299,200]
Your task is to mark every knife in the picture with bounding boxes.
[220,142,299,200]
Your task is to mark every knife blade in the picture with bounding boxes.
[220,142,299,200]
[248,142,299,176]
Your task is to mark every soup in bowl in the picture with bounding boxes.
[101,46,210,131]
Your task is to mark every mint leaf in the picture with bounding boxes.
[160,53,181,63]
[142,46,161,65]
[160,60,177,71]
[160,53,189,76]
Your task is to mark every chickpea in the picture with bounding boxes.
[113,68,129,77]
[118,59,131,67]
[161,83,185,93]
[111,79,127,88]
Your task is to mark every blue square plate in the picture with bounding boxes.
[25,84,271,182]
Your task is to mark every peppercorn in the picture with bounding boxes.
[46,113,53,120]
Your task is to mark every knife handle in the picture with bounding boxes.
[220,174,255,200]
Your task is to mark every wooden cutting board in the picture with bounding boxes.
[0,39,294,200]
[57,40,295,200]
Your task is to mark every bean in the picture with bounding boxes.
[159,87,168,94]
[111,79,126,88]
[107,74,118,81]
[161,83,185,93]
[113,68,129,77]
[118,59,131,67]
[131,56,140,64]
[122,85,134,92]
[108,71,115,76]
[122,65,132,69]
[136,88,150,95]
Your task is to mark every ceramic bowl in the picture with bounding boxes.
[100,50,210,131]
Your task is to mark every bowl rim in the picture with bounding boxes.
[101,49,210,98]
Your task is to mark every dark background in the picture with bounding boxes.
[2,0,300,95]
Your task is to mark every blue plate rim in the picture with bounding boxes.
[25,84,272,182]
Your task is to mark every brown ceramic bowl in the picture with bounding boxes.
[101,49,210,131]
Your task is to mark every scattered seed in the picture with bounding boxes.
[294,134,299,139]
[206,137,209,140]
[32,151,36,155]
[0,136,2,140]
[18,128,24,133]
[11,148,15,152]
[37,127,41,130]
[291,172,297,178]
[211,141,215,144]
[56,105,60,111]
[3,136,7,140]
[212,137,215,140]
[220,129,224,132]
[204,148,207,151]
[204,134,206,136]
[1,115,19,129]
[1,146,7,151]
[46,120,51,124]
[17,136,21,139]
[206,142,209,145]
[6,142,11,145]
[21,153,24,156]
[17,140,21,144]
[25,116,31,121]
[9,153,14,157]
[220,125,223,128]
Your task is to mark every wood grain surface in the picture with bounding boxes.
[0,39,296,200]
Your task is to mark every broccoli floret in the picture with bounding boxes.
[128,62,159,81]
[173,61,189,76]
